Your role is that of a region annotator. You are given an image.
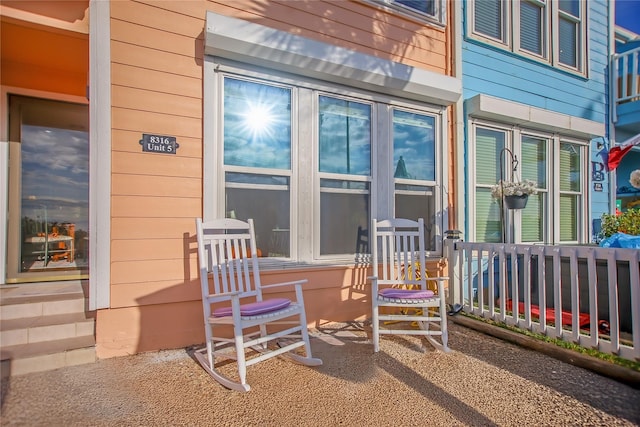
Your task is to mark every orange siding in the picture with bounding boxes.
[99,0,453,357]
[97,261,449,357]
[111,238,192,262]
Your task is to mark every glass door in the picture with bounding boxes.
[6,95,89,283]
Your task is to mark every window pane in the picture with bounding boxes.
[320,189,370,255]
[521,136,547,189]
[394,0,435,16]
[521,192,545,242]
[560,194,577,241]
[226,173,290,258]
[395,191,436,250]
[559,143,581,192]
[521,136,546,242]
[319,96,371,175]
[393,109,436,181]
[559,0,579,17]
[559,18,578,67]
[476,188,502,243]
[520,0,544,55]
[476,127,505,184]
[223,78,291,169]
[474,0,503,41]
[20,120,89,272]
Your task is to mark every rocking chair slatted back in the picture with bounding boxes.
[198,218,261,303]
[374,218,427,288]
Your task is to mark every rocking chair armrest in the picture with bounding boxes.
[205,291,241,303]
[426,276,449,281]
[261,279,308,290]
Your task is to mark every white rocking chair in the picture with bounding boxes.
[369,218,450,353]
[194,218,322,392]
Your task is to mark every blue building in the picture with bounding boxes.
[456,0,610,244]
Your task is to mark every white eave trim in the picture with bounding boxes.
[204,11,461,106]
[466,94,605,139]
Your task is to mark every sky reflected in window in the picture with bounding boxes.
[393,109,435,181]
[21,125,89,231]
[319,96,371,176]
[224,78,292,170]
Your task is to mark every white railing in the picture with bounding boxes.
[445,240,640,362]
[612,45,640,122]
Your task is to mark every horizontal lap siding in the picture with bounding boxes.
[462,2,607,123]
[109,0,450,308]
[110,0,206,310]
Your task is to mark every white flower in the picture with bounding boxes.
[630,169,640,189]
[490,179,539,200]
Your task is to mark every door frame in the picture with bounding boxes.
[4,92,90,283]
[1,87,90,284]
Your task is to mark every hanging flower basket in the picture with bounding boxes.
[504,194,529,210]
[491,179,538,210]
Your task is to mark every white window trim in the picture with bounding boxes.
[514,129,553,244]
[204,11,461,106]
[468,0,510,48]
[365,0,447,26]
[553,137,589,244]
[205,60,449,264]
[466,94,604,139]
[467,0,587,76]
[513,0,550,62]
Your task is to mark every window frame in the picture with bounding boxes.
[205,59,448,266]
[368,0,446,25]
[315,92,374,260]
[467,0,587,75]
[469,119,589,245]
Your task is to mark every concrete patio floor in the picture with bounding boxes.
[1,320,639,426]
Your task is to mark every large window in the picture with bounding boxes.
[213,72,446,263]
[469,0,585,74]
[472,121,587,244]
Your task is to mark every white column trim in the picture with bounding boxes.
[89,0,111,310]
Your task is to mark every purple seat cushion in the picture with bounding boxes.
[212,298,291,318]
[379,288,435,299]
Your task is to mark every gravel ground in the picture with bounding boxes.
[1,321,639,426]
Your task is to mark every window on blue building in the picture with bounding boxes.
[469,0,585,74]
[472,121,587,244]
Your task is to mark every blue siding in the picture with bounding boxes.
[462,0,611,243]
[462,2,608,121]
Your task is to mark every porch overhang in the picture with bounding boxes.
[204,11,461,106]
[466,94,605,139]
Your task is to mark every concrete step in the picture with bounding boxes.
[1,282,87,320]
[1,336,96,377]
[0,312,95,346]
[0,280,96,377]
[0,298,87,320]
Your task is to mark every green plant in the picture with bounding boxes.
[462,312,640,372]
[601,208,640,238]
